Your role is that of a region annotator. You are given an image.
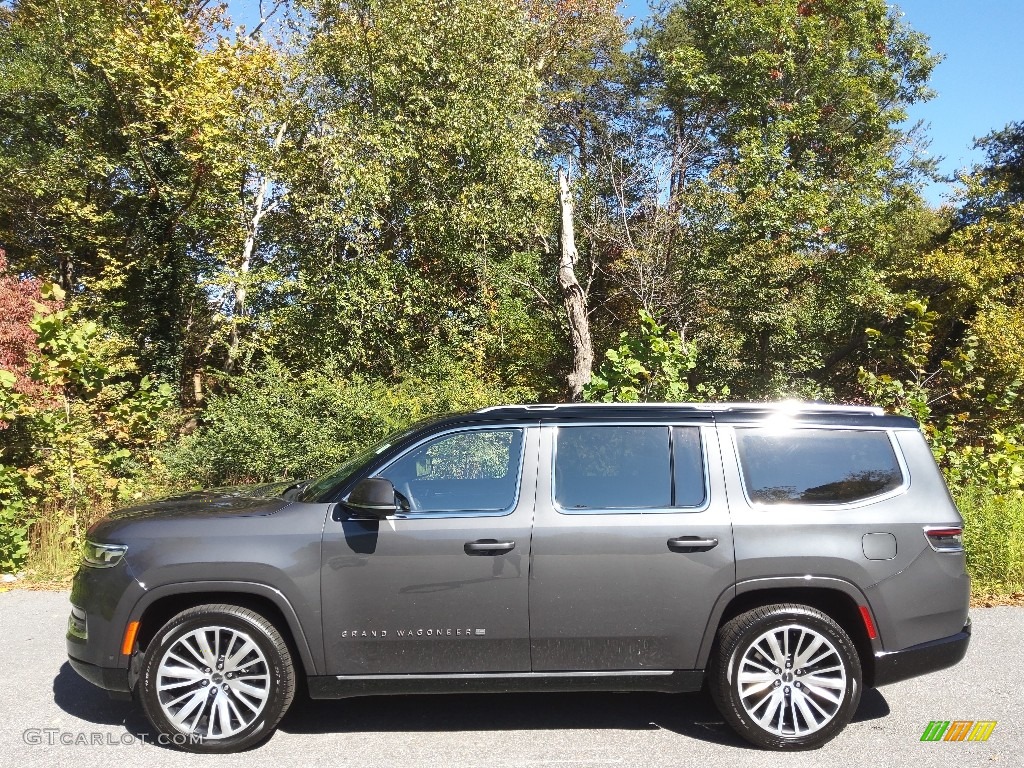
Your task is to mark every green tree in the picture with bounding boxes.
[604,0,939,396]
[0,0,291,392]
[895,123,1024,429]
[261,0,560,390]
[959,121,1024,223]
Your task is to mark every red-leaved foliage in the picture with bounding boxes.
[0,249,62,397]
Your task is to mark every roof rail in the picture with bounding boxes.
[475,400,886,416]
[716,401,886,415]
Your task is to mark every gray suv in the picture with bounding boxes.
[66,402,971,752]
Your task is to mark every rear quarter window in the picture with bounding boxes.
[735,428,904,505]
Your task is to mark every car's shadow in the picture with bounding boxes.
[53,662,890,750]
[52,663,154,740]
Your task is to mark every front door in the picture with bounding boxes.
[321,425,537,675]
[529,421,735,671]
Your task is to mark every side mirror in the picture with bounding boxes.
[346,477,398,517]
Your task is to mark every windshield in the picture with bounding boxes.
[298,423,424,503]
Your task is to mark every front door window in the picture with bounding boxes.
[377,428,524,514]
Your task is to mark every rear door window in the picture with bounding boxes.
[554,425,705,511]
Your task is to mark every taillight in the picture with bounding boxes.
[924,526,964,553]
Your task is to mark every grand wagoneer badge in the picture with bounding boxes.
[340,627,487,638]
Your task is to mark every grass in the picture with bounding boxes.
[19,510,82,588]
[956,487,1024,601]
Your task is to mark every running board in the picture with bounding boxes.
[307,669,704,699]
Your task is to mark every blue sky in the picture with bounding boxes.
[893,0,1024,205]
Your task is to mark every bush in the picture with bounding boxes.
[585,310,729,403]
[0,273,176,574]
[163,359,532,489]
[0,464,31,572]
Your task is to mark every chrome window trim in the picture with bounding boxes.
[366,423,532,519]
[728,425,912,510]
[549,422,712,515]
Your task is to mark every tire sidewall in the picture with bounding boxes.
[716,607,862,750]
[139,608,292,753]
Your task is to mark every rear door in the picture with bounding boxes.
[529,420,736,671]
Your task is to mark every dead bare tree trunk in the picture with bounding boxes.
[224,177,267,373]
[557,167,593,401]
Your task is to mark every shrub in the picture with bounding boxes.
[163,359,531,489]
[0,264,175,574]
[585,310,729,403]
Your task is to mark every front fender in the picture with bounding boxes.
[127,580,322,675]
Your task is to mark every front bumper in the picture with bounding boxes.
[65,561,146,699]
[872,618,971,687]
[66,654,132,695]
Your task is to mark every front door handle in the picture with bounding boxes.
[667,536,719,553]
[464,539,516,555]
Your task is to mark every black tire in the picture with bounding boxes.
[709,603,862,750]
[139,603,295,753]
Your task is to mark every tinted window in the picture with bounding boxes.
[735,428,903,505]
[555,426,672,509]
[673,426,706,507]
[378,429,523,513]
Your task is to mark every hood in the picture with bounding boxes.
[97,482,296,527]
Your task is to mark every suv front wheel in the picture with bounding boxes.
[139,603,296,753]
[710,603,862,750]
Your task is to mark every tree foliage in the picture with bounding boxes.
[1,0,1023,578]
[607,0,940,395]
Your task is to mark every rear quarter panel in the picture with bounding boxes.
[722,424,969,652]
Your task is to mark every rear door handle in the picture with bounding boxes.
[667,536,719,553]
[464,539,516,555]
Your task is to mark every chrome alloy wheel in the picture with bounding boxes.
[156,625,271,739]
[734,623,848,737]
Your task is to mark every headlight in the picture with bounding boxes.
[81,540,128,568]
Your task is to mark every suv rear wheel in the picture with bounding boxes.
[710,603,862,750]
[139,603,295,753]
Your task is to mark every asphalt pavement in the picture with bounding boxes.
[0,589,1019,768]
